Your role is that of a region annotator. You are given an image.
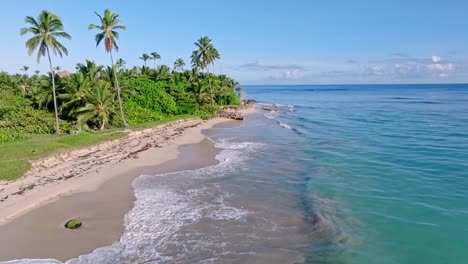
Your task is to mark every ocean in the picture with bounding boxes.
[6,84,468,263]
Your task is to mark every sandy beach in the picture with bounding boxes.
[0,107,255,261]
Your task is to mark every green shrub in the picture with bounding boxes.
[1,107,71,134]
[0,129,30,144]
[125,77,178,116]
[218,90,241,106]
[122,101,163,126]
[198,104,219,120]
[0,90,71,134]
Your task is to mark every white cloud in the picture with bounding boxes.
[240,60,304,71]
[271,69,304,80]
[432,55,441,62]
[427,63,453,72]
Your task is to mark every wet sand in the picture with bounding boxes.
[0,139,219,261]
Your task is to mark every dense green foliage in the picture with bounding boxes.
[0,8,243,181]
[0,34,241,143]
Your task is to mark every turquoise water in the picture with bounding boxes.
[244,84,468,263]
[6,84,468,263]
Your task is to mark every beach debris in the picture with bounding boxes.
[215,99,256,120]
[64,218,82,229]
[242,99,256,108]
[217,106,243,120]
[123,143,152,160]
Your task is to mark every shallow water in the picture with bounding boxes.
[4,84,468,263]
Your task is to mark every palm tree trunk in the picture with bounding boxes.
[207,68,214,105]
[46,46,60,134]
[110,50,129,128]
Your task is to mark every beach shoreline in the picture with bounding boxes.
[0,107,256,227]
[0,138,223,261]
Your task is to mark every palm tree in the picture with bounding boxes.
[173,58,185,72]
[115,58,126,71]
[140,53,150,67]
[192,36,220,105]
[155,65,172,81]
[20,10,71,134]
[59,72,91,118]
[35,71,62,109]
[150,52,160,69]
[76,59,103,86]
[21,66,30,76]
[89,9,128,127]
[77,81,113,130]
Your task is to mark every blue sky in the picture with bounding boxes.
[1,0,468,84]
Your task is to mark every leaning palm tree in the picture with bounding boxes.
[88,8,128,127]
[140,53,150,67]
[150,52,160,69]
[173,58,185,72]
[20,10,71,134]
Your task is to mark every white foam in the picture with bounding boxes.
[280,123,293,130]
[264,112,279,120]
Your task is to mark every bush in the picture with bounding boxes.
[1,107,71,134]
[218,90,241,106]
[0,92,72,134]
[125,77,178,116]
[122,101,163,126]
[198,104,219,120]
[0,129,30,144]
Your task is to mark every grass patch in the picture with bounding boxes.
[0,115,200,181]
[0,131,127,181]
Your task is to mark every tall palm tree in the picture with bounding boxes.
[89,9,128,127]
[20,10,71,134]
[140,53,150,67]
[150,52,160,69]
[173,58,185,72]
[207,47,220,98]
[192,36,220,105]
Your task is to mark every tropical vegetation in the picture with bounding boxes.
[0,9,243,180]
[1,9,242,145]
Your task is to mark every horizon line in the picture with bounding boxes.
[241,82,468,86]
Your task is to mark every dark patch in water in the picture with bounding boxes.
[389,97,413,100]
[406,101,442,104]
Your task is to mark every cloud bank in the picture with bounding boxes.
[230,54,467,84]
